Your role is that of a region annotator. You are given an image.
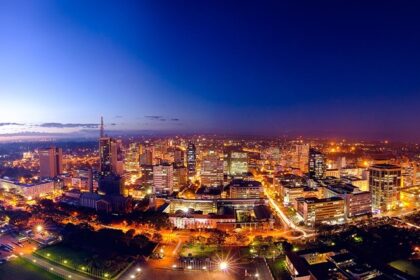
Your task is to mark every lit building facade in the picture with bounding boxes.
[369,164,401,212]
[186,142,196,176]
[227,151,248,176]
[153,163,174,194]
[295,197,345,227]
[228,179,263,199]
[309,148,326,180]
[200,150,224,186]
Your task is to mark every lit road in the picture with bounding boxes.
[264,189,314,239]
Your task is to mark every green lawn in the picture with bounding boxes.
[0,257,63,280]
[267,257,291,280]
[389,260,420,278]
[179,244,218,258]
[36,245,129,278]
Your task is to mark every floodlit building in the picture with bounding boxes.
[153,163,174,194]
[227,150,248,176]
[228,179,263,199]
[369,164,401,212]
[0,178,55,199]
[309,149,326,180]
[186,142,196,176]
[200,150,224,187]
[295,197,345,227]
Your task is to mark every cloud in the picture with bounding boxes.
[145,116,180,122]
[114,115,123,119]
[0,123,24,126]
[39,123,99,129]
[145,115,165,120]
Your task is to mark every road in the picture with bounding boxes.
[264,189,315,239]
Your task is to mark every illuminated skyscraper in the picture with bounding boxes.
[98,117,122,176]
[153,163,174,194]
[187,142,196,176]
[39,147,63,178]
[369,164,401,212]
[200,150,224,186]
[309,148,326,180]
[174,148,185,166]
[293,144,310,173]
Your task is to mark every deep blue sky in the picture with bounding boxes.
[1,1,420,140]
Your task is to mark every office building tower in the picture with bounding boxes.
[369,164,401,212]
[200,150,224,186]
[292,144,310,173]
[187,142,196,176]
[99,137,113,176]
[227,150,248,176]
[39,147,63,178]
[98,174,122,195]
[153,163,174,194]
[173,165,188,192]
[140,164,154,187]
[309,148,326,180]
[174,148,186,166]
[140,146,154,166]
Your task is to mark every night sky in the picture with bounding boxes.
[1,1,420,140]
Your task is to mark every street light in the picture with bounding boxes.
[36,225,43,233]
[219,261,228,271]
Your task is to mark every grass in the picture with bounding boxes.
[267,257,291,280]
[36,244,129,278]
[179,244,218,258]
[0,257,63,280]
[388,260,420,278]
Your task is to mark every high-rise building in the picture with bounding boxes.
[292,144,310,173]
[369,164,401,212]
[200,150,224,186]
[227,150,248,176]
[173,164,188,192]
[39,147,63,178]
[153,163,174,194]
[174,148,185,166]
[308,148,326,180]
[140,164,154,187]
[187,142,196,176]
[99,138,122,175]
[140,146,154,166]
[99,137,114,176]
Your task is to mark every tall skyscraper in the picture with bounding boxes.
[39,147,63,178]
[369,164,401,212]
[200,150,224,186]
[153,163,174,194]
[187,142,196,176]
[140,146,154,165]
[98,117,122,176]
[99,137,113,176]
[293,144,310,173]
[174,148,185,166]
[309,148,326,180]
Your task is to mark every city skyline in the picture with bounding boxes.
[1,1,420,141]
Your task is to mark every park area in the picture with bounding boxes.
[36,244,131,279]
[179,243,218,258]
[0,257,62,280]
